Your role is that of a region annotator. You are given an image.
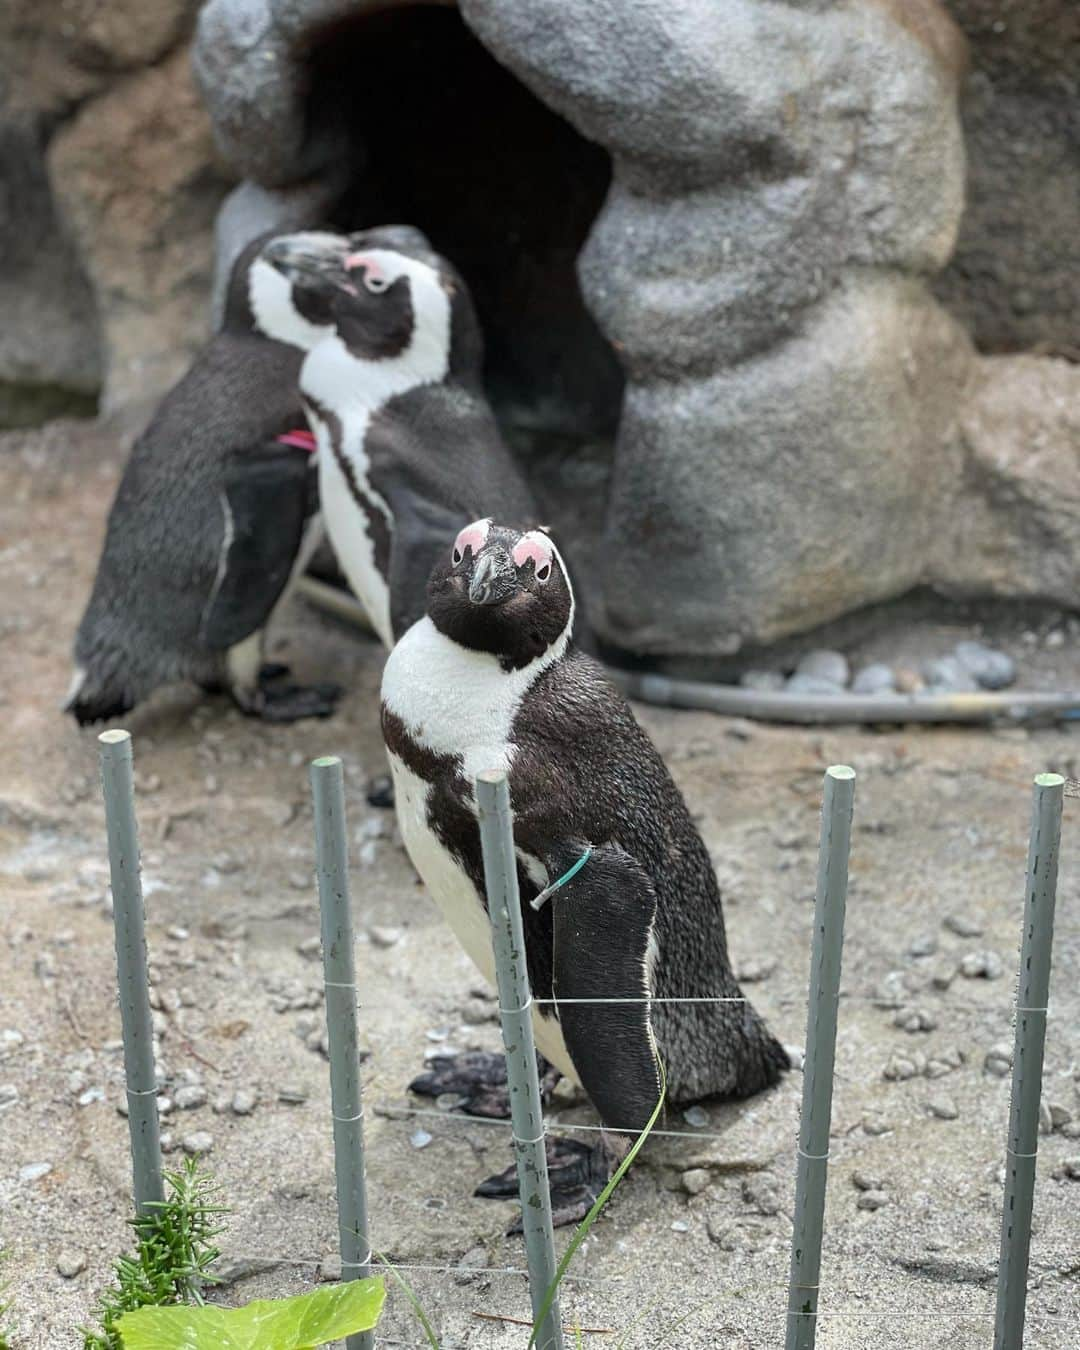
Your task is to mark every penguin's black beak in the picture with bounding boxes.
[468,548,517,607]
[262,237,351,290]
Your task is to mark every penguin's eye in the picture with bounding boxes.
[535,561,552,583]
[363,272,389,295]
[452,544,464,566]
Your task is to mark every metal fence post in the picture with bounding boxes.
[786,765,856,1350]
[476,770,564,1350]
[994,772,1064,1350]
[311,756,374,1350]
[98,729,164,1217]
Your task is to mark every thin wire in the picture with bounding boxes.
[382,1103,742,1142]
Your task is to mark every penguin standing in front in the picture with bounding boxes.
[252,227,545,648]
[380,519,789,1221]
[67,233,340,725]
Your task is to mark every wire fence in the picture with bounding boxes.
[96,732,1073,1349]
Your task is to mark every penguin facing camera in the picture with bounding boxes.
[251,226,547,650]
[67,233,342,726]
[381,519,789,1223]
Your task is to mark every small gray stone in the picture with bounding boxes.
[182,1131,213,1157]
[922,656,978,692]
[160,1131,178,1153]
[174,1085,208,1111]
[78,1087,104,1107]
[857,1190,889,1211]
[682,1105,710,1128]
[57,1249,87,1278]
[796,650,850,687]
[681,1168,710,1196]
[454,1246,491,1285]
[786,673,846,696]
[734,957,776,983]
[862,1116,893,1137]
[931,961,958,990]
[984,1043,1013,1077]
[410,1129,433,1149]
[852,663,896,695]
[927,1095,959,1120]
[1039,1101,1054,1136]
[319,1254,342,1283]
[1048,1103,1073,1130]
[278,1085,308,1104]
[0,1083,19,1109]
[670,1219,690,1233]
[1061,1122,1080,1141]
[19,1162,52,1183]
[369,926,403,949]
[944,913,984,938]
[959,951,1004,980]
[784,1044,804,1072]
[231,1090,257,1116]
[1061,1158,1080,1180]
[954,641,1016,690]
[907,933,938,958]
[893,1007,937,1034]
[297,936,322,960]
[852,1171,884,1192]
[884,1051,926,1081]
[739,669,785,692]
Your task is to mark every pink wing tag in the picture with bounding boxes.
[277,429,318,453]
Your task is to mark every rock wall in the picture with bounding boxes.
[0,0,230,421]
[3,0,1076,657]
[935,1,1080,356]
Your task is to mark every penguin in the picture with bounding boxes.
[251,227,543,649]
[67,233,340,725]
[380,519,789,1220]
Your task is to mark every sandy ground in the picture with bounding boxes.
[0,419,1078,1350]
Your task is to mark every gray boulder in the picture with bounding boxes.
[192,0,1015,660]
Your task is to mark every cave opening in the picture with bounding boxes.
[303,3,624,458]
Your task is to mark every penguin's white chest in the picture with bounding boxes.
[386,753,498,987]
[382,619,577,1082]
[315,416,394,647]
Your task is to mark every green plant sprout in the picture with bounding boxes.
[82,1158,227,1350]
[116,1278,386,1349]
[529,1063,667,1350]
[0,1246,13,1350]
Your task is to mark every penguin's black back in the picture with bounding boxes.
[75,333,305,700]
[508,649,788,1103]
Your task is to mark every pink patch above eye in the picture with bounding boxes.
[344,252,385,283]
[453,519,491,557]
[512,533,553,571]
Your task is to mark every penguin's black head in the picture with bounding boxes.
[252,226,482,377]
[427,520,575,671]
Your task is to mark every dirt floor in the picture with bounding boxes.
[1,419,1078,1350]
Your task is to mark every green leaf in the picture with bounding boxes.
[117,1278,386,1350]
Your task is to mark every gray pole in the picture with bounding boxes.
[476,771,563,1350]
[786,765,856,1350]
[994,772,1064,1350]
[311,756,373,1350]
[98,729,164,1217]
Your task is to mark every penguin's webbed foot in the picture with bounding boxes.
[366,773,395,809]
[409,1050,559,1120]
[476,1136,611,1231]
[245,668,342,722]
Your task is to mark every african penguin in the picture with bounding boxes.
[67,232,339,725]
[381,520,788,1217]
[252,227,542,649]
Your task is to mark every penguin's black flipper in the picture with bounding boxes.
[549,842,664,1136]
[200,444,311,650]
[381,483,465,640]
